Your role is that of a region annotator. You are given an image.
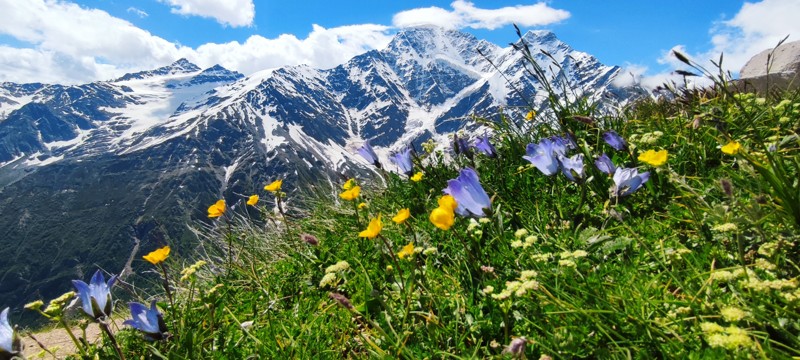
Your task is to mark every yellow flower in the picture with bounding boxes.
[392,208,410,224]
[247,194,259,206]
[143,245,171,265]
[339,185,361,201]
[208,199,226,218]
[525,110,536,121]
[358,202,368,209]
[359,214,382,238]
[397,243,415,259]
[264,179,283,192]
[430,195,457,230]
[638,149,668,166]
[343,178,355,190]
[410,172,424,182]
[721,141,741,155]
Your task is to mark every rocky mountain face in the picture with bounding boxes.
[0,26,644,312]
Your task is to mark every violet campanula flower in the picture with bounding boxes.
[0,308,20,357]
[559,154,585,182]
[357,140,381,168]
[523,139,560,176]
[549,134,576,156]
[602,130,627,151]
[474,135,497,158]
[611,167,650,198]
[453,134,474,158]
[390,147,414,176]
[72,269,117,320]
[595,153,616,175]
[124,300,169,341]
[443,168,491,217]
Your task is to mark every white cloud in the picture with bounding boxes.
[393,1,570,30]
[127,7,148,18]
[160,0,255,27]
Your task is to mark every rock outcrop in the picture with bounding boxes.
[737,40,800,94]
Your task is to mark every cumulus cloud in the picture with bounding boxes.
[393,0,570,30]
[160,0,255,27]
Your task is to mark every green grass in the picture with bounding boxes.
[15,45,800,359]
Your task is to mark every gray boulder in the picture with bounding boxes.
[738,40,800,93]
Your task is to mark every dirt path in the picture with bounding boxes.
[22,322,107,359]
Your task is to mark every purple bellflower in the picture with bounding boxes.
[474,135,497,157]
[549,134,576,156]
[390,147,414,176]
[611,167,650,198]
[559,153,585,182]
[124,300,169,341]
[594,153,616,175]
[1,308,20,357]
[357,140,381,169]
[72,270,117,320]
[523,139,560,176]
[453,134,474,158]
[443,168,491,217]
[602,130,627,151]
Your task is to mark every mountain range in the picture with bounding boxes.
[0,26,645,312]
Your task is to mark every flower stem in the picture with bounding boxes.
[100,321,126,360]
[58,317,86,357]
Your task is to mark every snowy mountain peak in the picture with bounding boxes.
[115,58,202,81]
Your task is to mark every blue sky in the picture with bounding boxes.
[0,0,797,86]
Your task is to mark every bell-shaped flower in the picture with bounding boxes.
[390,147,414,176]
[611,167,650,198]
[443,168,491,217]
[123,300,169,341]
[594,153,616,175]
[523,139,560,176]
[0,307,20,357]
[72,270,117,320]
[559,154,585,182]
[357,140,381,168]
[602,130,627,151]
[474,135,497,157]
[549,134,576,156]
[452,134,473,158]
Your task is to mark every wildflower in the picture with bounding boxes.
[720,307,748,322]
[710,270,735,282]
[43,292,76,316]
[514,229,528,238]
[359,214,382,238]
[143,246,170,265]
[595,153,616,175]
[532,253,551,262]
[503,337,527,358]
[325,261,350,274]
[301,233,319,246]
[711,223,738,232]
[24,300,44,311]
[523,139,560,176]
[423,247,437,255]
[481,265,495,273]
[358,202,368,209]
[482,285,495,294]
[510,240,524,248]
[524,235,537,246]
[754,258,776,271]
[520,270,538,280]
[474,134,497,157]
[357,140,381,168]
[397,243,415,259]
[343,178,355,190]
[430,195,457,230]
[329,293,354,310]
[558,259,576,268]
[559,153,585,182]
[603,130,627,150]
[390,147,414,176]
[319,273,337,288]
[207,199,226,218]
[180,260,207,281]
[704,325,753,350]
[72,270,117,320]
[638,131,663,144]
[525,110,535,121]
[478,218,491,224]
[549,134,576,155]
[638,149,668,166]
[721,141,741,155]
[247,195,259,206]
[339,185,361,201]
[443,168,491,217]
[124,300,168,341]
[452,134,473,158]
[611,167,650,198]
[410,172,423,182]
[264,179,283,192]
[0,307,21,357]
[392,208,410,224]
